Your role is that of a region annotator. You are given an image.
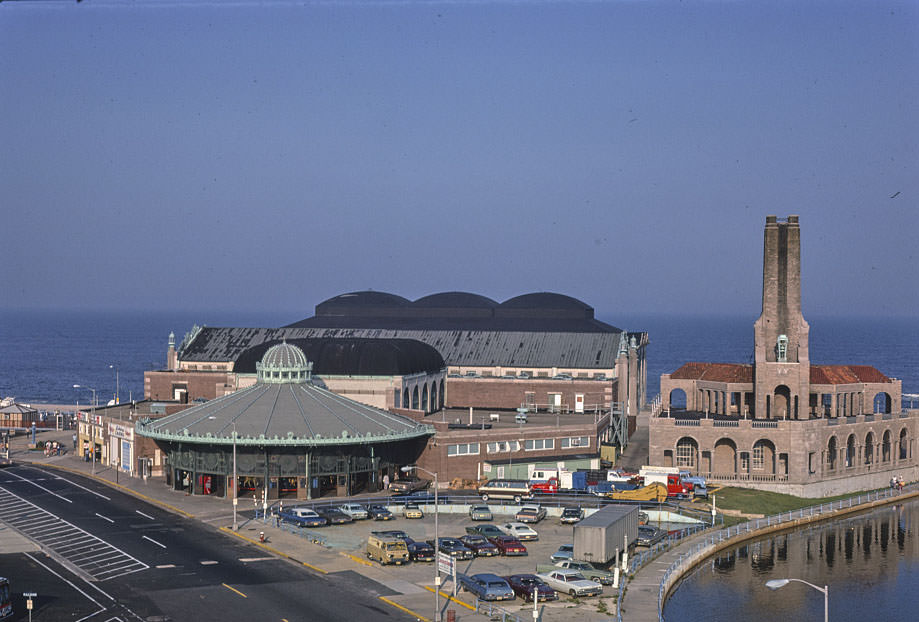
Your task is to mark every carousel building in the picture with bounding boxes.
[136,342,434,500]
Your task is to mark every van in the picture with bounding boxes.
[366,534,410,565]
[477,479,533,504]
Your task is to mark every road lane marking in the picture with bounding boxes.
[46,472,111,500]
[156,564,176,569]
[5,470,73,503]
[238,557,275,562]
[95,513,115,523]
[379,596,431,622]
[135,510,155,520]
[142,535,166,549]
[423,586,476,611]
[222,583,247,598]
[218,526,329,574]
[24,551,107,622]
[200,560,219,565]
[0,486,148,581]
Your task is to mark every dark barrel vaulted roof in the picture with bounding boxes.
[234,338,444,376]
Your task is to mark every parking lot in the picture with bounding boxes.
[253,501,627,621]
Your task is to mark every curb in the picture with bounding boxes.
[24,460,196,519]
[423,585,476,611]
[379,596,431,622]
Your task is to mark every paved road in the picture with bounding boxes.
[0,464,413,622]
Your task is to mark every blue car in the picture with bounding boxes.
[460,573,515,601]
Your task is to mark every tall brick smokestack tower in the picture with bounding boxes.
[753,215,810,419]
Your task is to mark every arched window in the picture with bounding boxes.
[882,430,891,462]
[430,382,438,413]
[873,392,892,414]
[439,378,445,409]
[899,428,909,460]
[403,388,409,410]
[412,386,419,410]
[421,385,429,413]
[676,437,698,469]
[846,434,856,468]
[865,432,874,465]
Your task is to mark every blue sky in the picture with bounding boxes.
[2,0,916,319]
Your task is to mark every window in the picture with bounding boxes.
[561,436,590,449]
[524,438,554,451]
[740,452,750,471]
[447,443,479,457]
[676,438,697,468]
[486,441,521,454]
[752,445,764,470]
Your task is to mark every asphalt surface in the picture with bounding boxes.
[0,464,413,622]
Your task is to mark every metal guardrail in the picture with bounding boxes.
[652,484,914,622]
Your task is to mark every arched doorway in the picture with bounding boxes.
[421,385,429,413]
[899,428,909,460]
[846,434,856,467]
[669,388,687,410]
[713,438,737,477]
[873,392,892,414]
[827,436,837,471]
[411,386,419,410]
[882,430,891,462]
[864,432,875,465]
[403,387,409,409]
[752,439,776,476]
[430,382,438,413]
[773,385,791,419]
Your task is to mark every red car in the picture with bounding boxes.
[504,574,558,603]
[459,534,500,557]
[488,535,527,556]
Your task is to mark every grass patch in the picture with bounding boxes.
[706,486,882,516]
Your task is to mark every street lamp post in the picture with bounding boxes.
[766,578,828,622]
[403,465,439,622]
[73,384,97,474]
[109,364,119,405]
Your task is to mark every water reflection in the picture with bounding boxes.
[664,499,919,622]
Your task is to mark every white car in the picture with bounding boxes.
[536,569,602,597]
[500,521,539,541]
[338,503,369,520]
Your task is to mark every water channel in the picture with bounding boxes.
[663,498,919,621]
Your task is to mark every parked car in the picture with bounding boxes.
[402,503,424,519]
[559,507,584,524]
[458,534,499,557]
[365,534,409,565]
[477,479,532,504]
[504,574,558,603]
[536,560,616,586]
[536,570,602,598]
[278,507,327,528]
[465,524,505,539]
[367,505,394,521]
[389,477,430,493]
[500,522,539,541]
[515,505,547,523]
[405,537,435,562]
[468,505,493,521]
[488,535,527,556]
[637,525,667,547]
[427,537,474,560]
[458,573,515,601]
[316,507,352,524]
[338,503,369,520]
[550,543,574,563]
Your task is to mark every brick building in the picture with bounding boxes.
[651,216,918,496]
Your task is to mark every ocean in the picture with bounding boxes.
[0,309,916,407]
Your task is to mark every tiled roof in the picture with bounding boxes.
[810,365,892,385]
[670,362,753,383]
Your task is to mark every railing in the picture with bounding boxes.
[476,599,523,622]
[653,483,915,622]
[713,421,739,427]
[674,420,699,427]
[751,421,778,428]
